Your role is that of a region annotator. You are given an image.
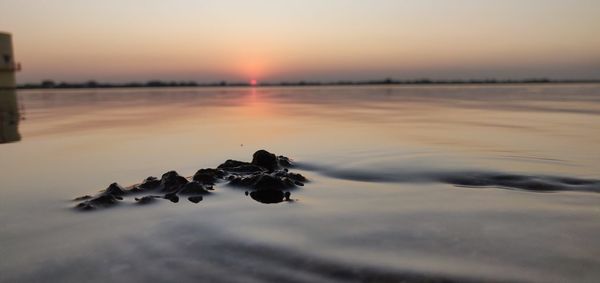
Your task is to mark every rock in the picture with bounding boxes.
[73,151,306,210]
[160,171,189,193]
[218,160,251,169]
[138,176,161,190]
[222,164,265,173]
[105,183,126,196]
[188,196,203,204]
[277,156,293,167]
[94,194,123,203]
[179,181,211,195]
[229,174,261,187]
[252,150,279,172]
[193,168,225,185]
[76,193,123,210]
[287,172,307,182]
[226,167,306,191]
[253,174,292,191]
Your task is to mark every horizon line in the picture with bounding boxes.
[17,78,600,89]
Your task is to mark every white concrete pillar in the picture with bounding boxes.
[0,32,18,89]
[0,89,20,143]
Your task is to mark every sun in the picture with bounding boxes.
[250,79,258,86]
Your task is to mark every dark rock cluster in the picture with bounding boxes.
[74,150,307,210]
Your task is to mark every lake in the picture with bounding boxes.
[1,84,600,282]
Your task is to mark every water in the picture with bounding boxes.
[1,85,600,282]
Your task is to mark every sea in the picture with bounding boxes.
[1,84,600,282]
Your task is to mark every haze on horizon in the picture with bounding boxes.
[1,0,600,84]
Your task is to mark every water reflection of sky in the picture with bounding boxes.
[12,84,600,176]
[2,85,600,283]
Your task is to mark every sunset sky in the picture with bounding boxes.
[1,0,600,83]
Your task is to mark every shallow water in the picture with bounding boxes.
[1,84,600,282]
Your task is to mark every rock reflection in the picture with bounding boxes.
[0,89,21,144]
[246,190,292,204]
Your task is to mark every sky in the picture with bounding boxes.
[1,0,600,83]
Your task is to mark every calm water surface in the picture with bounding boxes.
[1,85,600,282]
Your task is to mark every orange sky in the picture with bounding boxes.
[1,0,599,83]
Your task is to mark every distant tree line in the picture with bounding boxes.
[17,78,599,89]
[19,80,257,89]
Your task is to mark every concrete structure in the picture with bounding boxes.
[0,32,19,89]
[0,89,20,143]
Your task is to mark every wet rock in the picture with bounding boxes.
[94,194,123,203]
[253,174,293,191]
[160,171,189,193]
[252,150,279,172]
[277,155,293,167]
[218,160,252,169]
[188,196,203,204]
[229,174,261,187]
[73,150,306,210]
[218,158,265,174]
[135,195,160,205]
[273,171,306,185]
[222,164,265,174]
[76,193,123,210]
[138,176,161,190]
[105,183,126,196]
[287,172,307,183]
[179,181,212,195]
[193,168,225,185]
[226,165,306,192]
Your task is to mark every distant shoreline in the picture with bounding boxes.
[17,78,600,89]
